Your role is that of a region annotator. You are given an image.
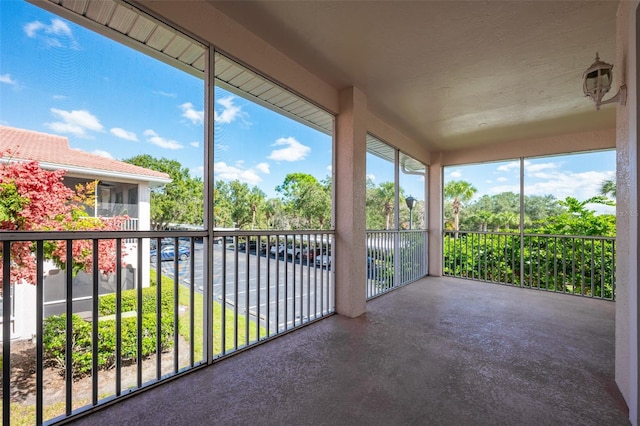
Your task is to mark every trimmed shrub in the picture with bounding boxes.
[43,282,177,378]
[98,283,175,316]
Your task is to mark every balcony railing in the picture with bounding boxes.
[366,230,428,299]
[443,231,615,300]
[0,229,334,425]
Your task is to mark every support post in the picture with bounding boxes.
[334,87,367,318]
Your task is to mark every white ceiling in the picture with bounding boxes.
[208,1,619,152]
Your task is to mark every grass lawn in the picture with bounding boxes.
[176,283,267,360]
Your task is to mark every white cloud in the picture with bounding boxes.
[24,19,77,49]
[496,177,509,182]
[255,162,270,174]
[496,161,522,172]
[524,170,613,201]
[214,96,245,124]
[154,90,177,98]
[48,19,72,37]
[525,162,558,173]
[24,21,45,38]
[143,129,183,150]
[268,137,310,162]
[91,149,114,159]
[0,74,17,86]
[488,184,519,194]
[52,94,67,100]
[327,165,333,173]
[191,166,204,178]
[449,170,462,178]
[180,102,204,125]
[190,141,200,148]
[110,127,138,141]
[366,173,376,181]
[489,169,615,204]
[45,108,103,138]
[214,161,262,185]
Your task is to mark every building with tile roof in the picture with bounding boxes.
[0,125,171,227]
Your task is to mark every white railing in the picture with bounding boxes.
[366,230,428,299]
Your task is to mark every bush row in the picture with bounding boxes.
[43,282,176,378]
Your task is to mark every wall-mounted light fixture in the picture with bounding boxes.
[583,53,626,110]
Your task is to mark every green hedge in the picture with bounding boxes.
[43,282,176,378]
[98,283,175,316]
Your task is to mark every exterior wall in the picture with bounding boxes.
[11,283,36,340]
[367,112,431,165]
[138,182,151,288]
[616,2,639,424]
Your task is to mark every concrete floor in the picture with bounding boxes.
[68,277,629,426]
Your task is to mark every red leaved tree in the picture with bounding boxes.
[0,156,127,289]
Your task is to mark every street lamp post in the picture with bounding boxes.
[405,195,416,230]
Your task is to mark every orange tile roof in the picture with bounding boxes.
[0,125,170,182]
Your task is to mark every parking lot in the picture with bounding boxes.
[154,241,333,332]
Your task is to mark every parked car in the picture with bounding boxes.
[316,251,332,268]
[286,243,303,259]
[150,244,191,262]
[239,241,260,252]
[270,243,286,257]
[303,248,322,262]
[150,237,174,251]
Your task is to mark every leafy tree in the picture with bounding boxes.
[544,196,615,237]
[365,182,398,230]
[276,173,331,229]
[494,211,519,231]
[524,195,563,225]
[0,159,125,288]
[263,198,285,229]
[444,180,477,232]
[215,180,266,229]
[123,155,203,230]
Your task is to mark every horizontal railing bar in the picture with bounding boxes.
[0,230,207,241]
[443,230,615,241]
[215,230,333,237]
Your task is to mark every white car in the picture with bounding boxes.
[270,243,286,256]
[286,244,302,258]
[315,252,332,268]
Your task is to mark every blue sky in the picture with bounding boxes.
[0,0,332,199]
[0,1,614,208]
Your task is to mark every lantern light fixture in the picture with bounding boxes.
[583,53,626,110]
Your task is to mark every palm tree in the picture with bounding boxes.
[600,179,616,199]
[444,180,477,232]
[375,182,396,230]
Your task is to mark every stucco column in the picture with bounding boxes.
[616,2,639,425]
[428,152,443,276]
[334,86,367,318]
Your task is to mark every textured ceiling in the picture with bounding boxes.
[209,1,619,152]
